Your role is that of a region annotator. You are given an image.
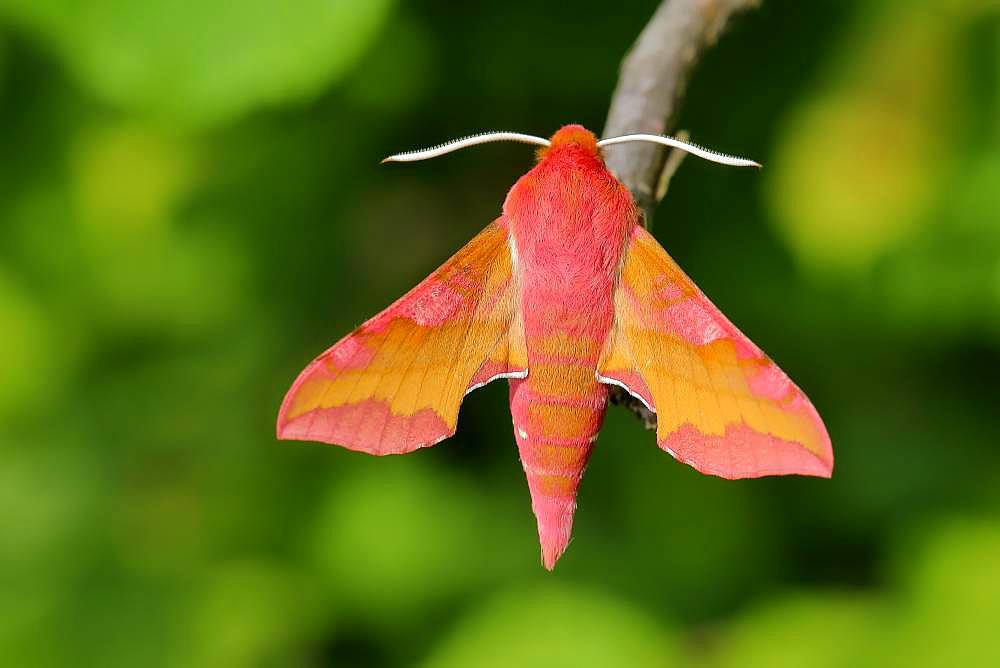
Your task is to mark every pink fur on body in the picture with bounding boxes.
[503,127,638,568]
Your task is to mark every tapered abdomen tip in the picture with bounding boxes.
[534,494,577,570]
[518,454,590,570]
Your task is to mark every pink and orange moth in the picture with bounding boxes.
[277,125,833,569]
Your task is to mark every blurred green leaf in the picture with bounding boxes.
[888,518,1000,667]
[0,0,395,127]
[65,123,248,338]
[711,593,886,668]
[767,0,971,272]
[877,152,1000,340]
[0,269,59,419]
[186,560,324,667]
[311,461,503,622]
[72,124,194,235]
[0,436,100,576]
[422,584,679,668]
[342,15,434,112]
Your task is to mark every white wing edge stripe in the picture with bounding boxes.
[465,370,528,395]
[595,372,655,412]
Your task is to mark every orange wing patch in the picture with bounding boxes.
[278,221,527,454]
[598,227,832,479]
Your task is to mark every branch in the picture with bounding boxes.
[602,0,760,429]
[603,0,760,225]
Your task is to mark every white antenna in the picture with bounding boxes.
[597,133,760,168]
[382,131,550,163]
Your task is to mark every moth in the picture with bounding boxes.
[277,125,833,569]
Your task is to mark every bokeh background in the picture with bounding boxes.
[2,0,999,665]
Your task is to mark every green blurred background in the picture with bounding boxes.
[1,0,999,665]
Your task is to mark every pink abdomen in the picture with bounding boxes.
[508,303,611,569]
[500,149,636,567]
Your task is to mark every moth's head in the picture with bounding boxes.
[535,124,600,161]
[381,126,760,169]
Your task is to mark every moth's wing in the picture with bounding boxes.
[278,220,527,454]
[597,226,832,479]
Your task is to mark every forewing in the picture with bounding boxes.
[598,226,832,478]
[278,220,527,454]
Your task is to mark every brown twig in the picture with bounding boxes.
[602,0,759,429]
[603,0,760,225]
